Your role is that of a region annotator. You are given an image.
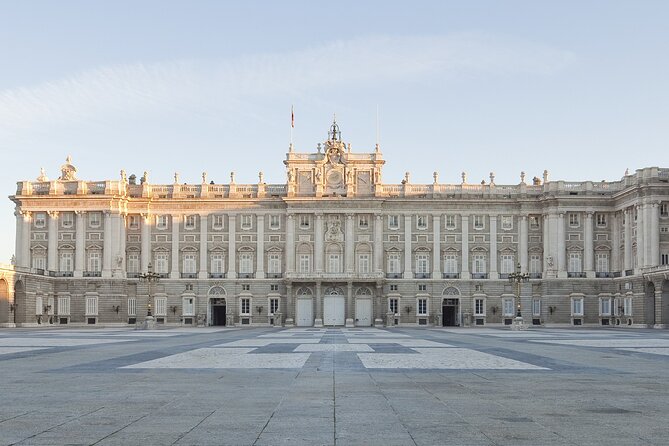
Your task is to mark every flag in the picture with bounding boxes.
[291,106,294,128]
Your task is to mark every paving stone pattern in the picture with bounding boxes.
[1,326,669,445]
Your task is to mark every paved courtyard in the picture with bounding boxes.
[1,326,669,446]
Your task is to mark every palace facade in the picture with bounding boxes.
[3,120,669,328]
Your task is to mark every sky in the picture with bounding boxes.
[0,0,668,263]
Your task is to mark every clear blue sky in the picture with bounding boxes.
[1,0,668,263]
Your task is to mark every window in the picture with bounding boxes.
[241,215,253,230]
[389,298,398,314]
[444,254,458,274]
[596,253,609,273]
[213,215,224,230]
[387,253,400,274]
[529,255,542,274]
[240,298,250,315]
[241,284,250,291]
[59,252,73,272]
[500,255,514,275]
[473,215,484,230]
[358,254,370,274]
[571,297,584,316]
[128,297,136,316]
[445,215,456,230]
[156,215,168,229]
[268,253,281,274]
[129,215,139,229]
[56,296,70,316]
[269,215,280,230]
[501,216,513,230]
[155,252,169,274]
[270,298,279,315]
[87,251,101,272]
[418,284,427,292]
[416,253,429,274]
[155,296,167,316]
[417,298,428,315]
[89,212,101,228]
[358,215,369,229]
[529,216,540,229]
[596,213,607,227]
[35,213,46,228]
[298,254,311,273]
[503,298,514,317]
[270,284,279,291]
[327,254,341,273]
[32,252,46,270]
[185,283,193,291]
[475,299,485,316]
[299,215,310,229]
[86,296,98,316]
[389,285,398,292]
[569,213,580,227]
[660,203,668,217]
[185,215,196,229]
[211,253,224,273]
[473,254,486,273]
[183,253,196,274]
[124,253,137,274]
[239,253,253,274]
[416,215,428,230]
[532,299,541,317]
[388,215,399,230]
[62,212,74,228]
[623,297,633,316]
[183,297,194,316]
[35,295,43,315]
[599,297,611,316]
[659,252,669,265]
[568,253,582,273]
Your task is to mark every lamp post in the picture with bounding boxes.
[508,263,530,330]
[138,262,160,329]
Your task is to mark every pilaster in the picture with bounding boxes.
[461,215,470,279]
[256,214,265,278]
[141,214,151,273]
[345,214,354,273]
[374,214,383,273]
[227,214,237,279]
[74,211,85,277]
[584,211,594,277]
[489,215,498,279]
[47,211,58,272]
[557,213,566,278]
[170,214,180,279]
[286,214,295,273]
[432,214,440,277]
[199,214,208,279]
[623,208,632,271]
[314,213,324,273]
[403,214,413,279]
[519,216,528,273]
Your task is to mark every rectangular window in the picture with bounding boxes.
[503,298,514,317]
[211,253,225,273]
[417,298,428,315]
[661,253,668,265]
[241,284,250,291]
[212,215,224,230]
[87,251,101,272]
[155,296,167,316]
[240,298,250,315]
[129,215,139,229]
[269,215,280,230]
[270,298,279,315]
[89,212,101,228]
[86,296,98,316]
[444,255,458,274]
[58,296,70,316]
[185,215,196,229]
[299,215,310,229]
[358,254,370,274]
[568,253,582,273]
[529,216,540,229]
[416,215,428,230]
[358,215,369,229]
[327,254,341,273]
[501,216,513,230]
[268,253,281,274]
[270,284,279,291]
[571,297,584,316]
[128,297,136,316]
[387,253,400,274]
[389,284,398,291]
[596,213,607,227]
[388,215,399,230]
[529,255,542,274]
[500,255,514,274]
[59,252,73,272]
[416,254,429,273]
[445,215,456,230]
[156,215,168,229]
[389,298,398,315]
[475,299,485,316]
[155,253,169,274]
[660,203,668,217]
[35,213,46,228]
[532,299,541,317]
[183,253,197,274]
[473,215,484,230]
[35,295,43,315]
[473,254,486,273]
[239,253,253,274]
[32,254,46,270]
[569,213,580,227]
[62,212,74,228]
[298,254,311,273]
[241,215,253,230]
[127,254,139,273]
[624,297,633,316]
[183,297,194,316]
[596,253,609,273]
[600,297,611,316]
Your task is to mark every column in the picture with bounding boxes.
[141,214,151,273]
[345,281,354,327]
[489,215,498,279]
[256,214,265,278]
[375,283,383,325]
[285,283,293,326]
[228,214,237,279]
[118,213,126,277]
[286,214,295,273]
[374,214,383,273]
[403,214,413,279]
[170,214,180,279]
[432,214,441,278]
[314,214,324,273]
[315,281,323,326]
[542,214,550,275]
[557,213,566,277]
[584,212,594,277]
[644,202,653,267]
[102,212,113,278]
[611,212,620,273]
[461,215,469,279]
[47,211,58,272]
[623,209,632,271]
[20,211,31,269]
[14,210,23,269]
[650,202,660,267]
[199,214,208,279]
[519,216,528,273]
[74,212,85,277]
[636,204,644,270]
[345,214,354,273]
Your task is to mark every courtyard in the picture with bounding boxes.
[1,326,668,446]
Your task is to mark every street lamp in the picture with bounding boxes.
[138,262,160,327]
[508,263,530,329]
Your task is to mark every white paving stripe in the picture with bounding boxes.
[618,348,669,356]
[258,333,324,338]
[358,348,549,370]
[0,347,48,355]
[216,338,322,347]
[0,338,134,347]
[294,344,374,352]
[530,339,669,348]
[123,348,310,369]
[346,338,451,347]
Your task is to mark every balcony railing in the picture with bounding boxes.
[54,271,73,277]
[181,273,197,279]
[238,273,254,279]
[442,273,460,279]
[83,271,101,277]
[498,273,510,279]
[529,273,542,279]
[386,273,402,279]
[127,272,140,278]
[625,269,634,276]
[209,273,226,279]
[471,273,489,279]
[415,273,431,279]
[567,272,586,278]
[267,273,283,278]
[595,272,614,278]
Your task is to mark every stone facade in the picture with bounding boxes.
[5,120,669,328]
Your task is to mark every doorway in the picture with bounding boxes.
[442,298,459,327]
[210,297,227,326]
[297,298,314,327]
[355,298,372,326]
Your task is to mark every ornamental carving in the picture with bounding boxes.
[325,215,344,242]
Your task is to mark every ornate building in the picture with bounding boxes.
[3,120,669,328]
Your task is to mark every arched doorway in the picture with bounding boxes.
[442,286,460,327]
[207,286,227,326]
[323,286,345,326]
[645,282,656,327]
[296,287,314,327]
[354,287,372,327]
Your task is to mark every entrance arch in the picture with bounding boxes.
[207,286,227,326]
[296,287,314,327]
[645,282,656,327]
[442,286,460,327]
[354,287,373,327]
[323,286,345,326]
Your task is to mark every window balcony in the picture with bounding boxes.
[127,272,140,279]
[612,271,622,278]
[209,273,226,279]
[267,273,283,279]
[238,273,254,279]
[83,271,101,277]
[442,273,460,279]
[157,273,169,278]
[625,269,634,276]
[498,273,510,279]
[54,271,73,277]
[567,272,586,278]
[415,273,431,279]
[595,272,614,278]
[181,273,197,279]
[386,273,402,279]
[529,273,542,279]
[471,273,488,279]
